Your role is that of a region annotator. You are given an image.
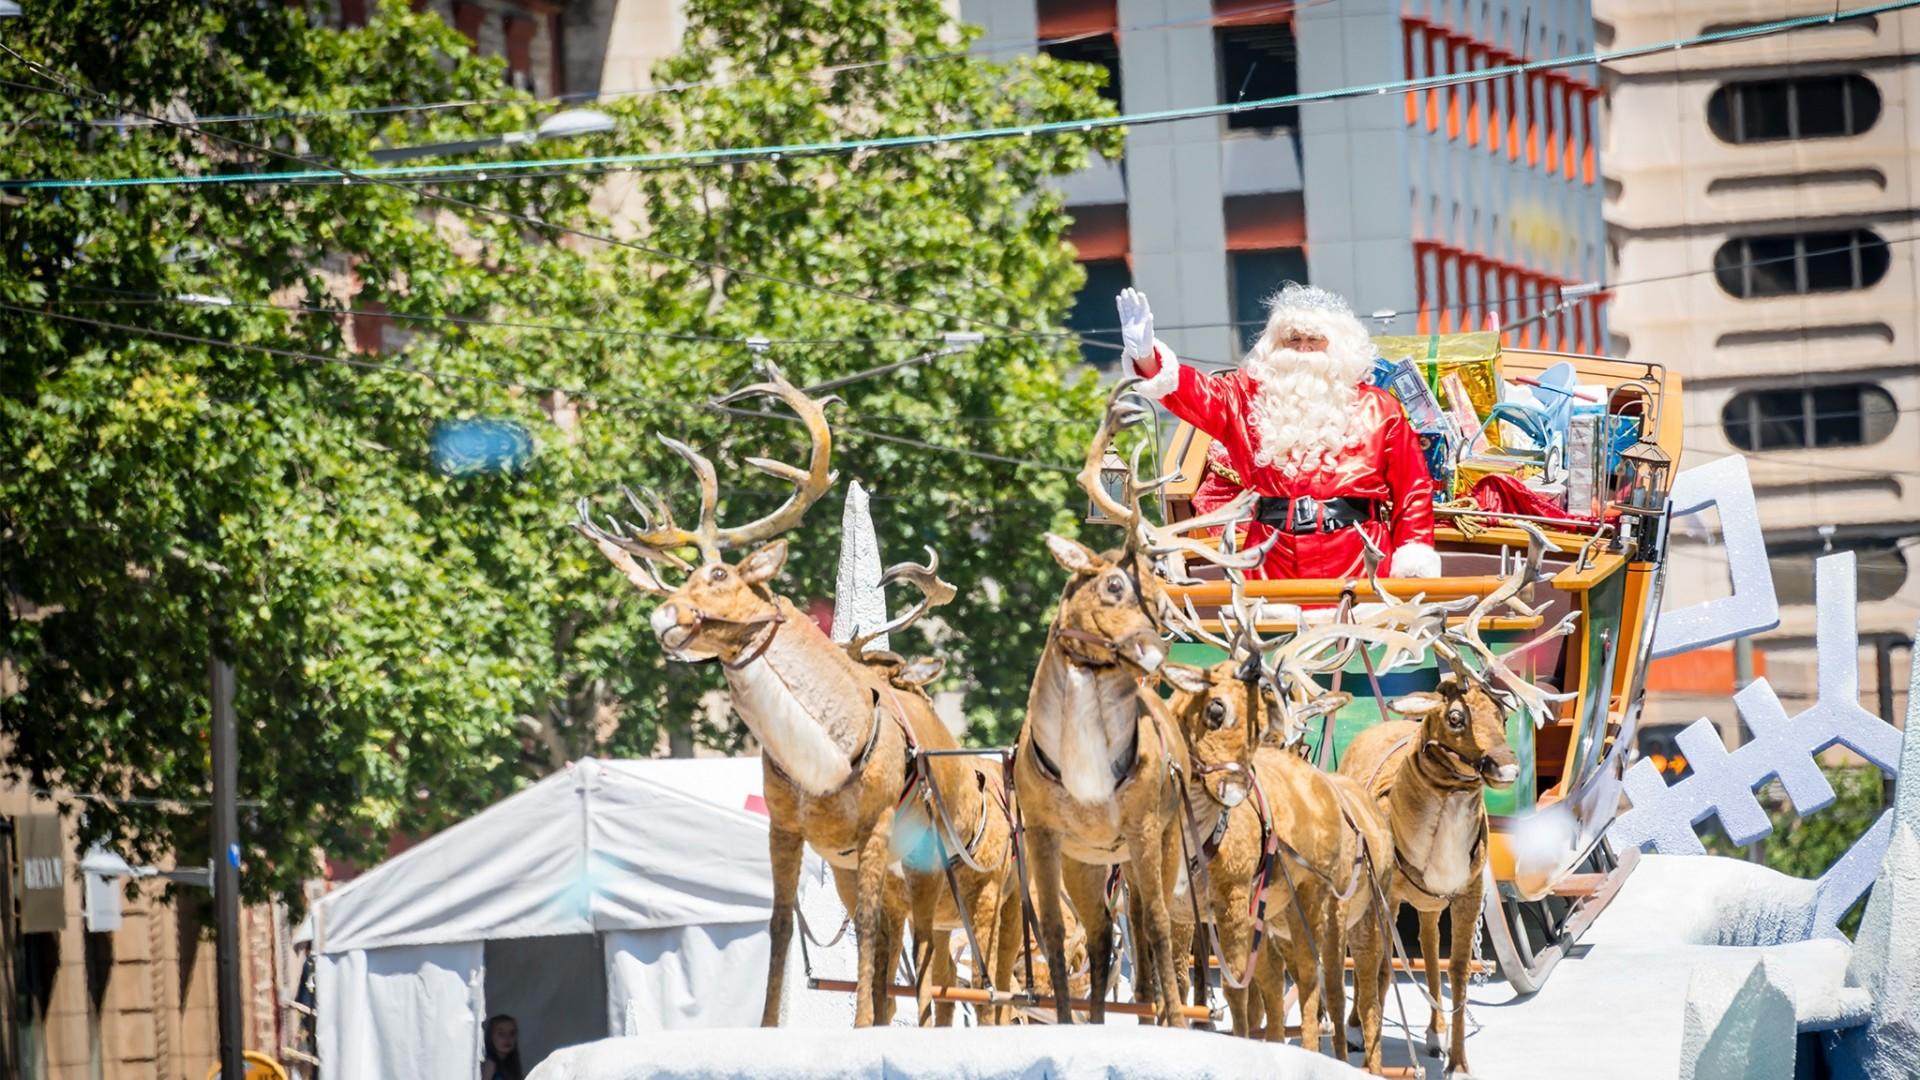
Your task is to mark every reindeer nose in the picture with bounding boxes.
[1129,638,1166,674]
[1492,762,1520,785]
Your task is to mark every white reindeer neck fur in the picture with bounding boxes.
[1390,759,1483,898]
[1028,642,1142,805]
[725,606,873,798]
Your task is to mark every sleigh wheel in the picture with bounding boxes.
[1481,842,1638,994]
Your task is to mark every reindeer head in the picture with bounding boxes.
[1387,670,1520,789]
[1163,659,1291,808]
[574,363,836,665]
[1050,380,1271,676]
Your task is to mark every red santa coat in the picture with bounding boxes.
[1141,353,1436,580]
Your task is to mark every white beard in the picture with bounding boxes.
[1244,344,1374,477]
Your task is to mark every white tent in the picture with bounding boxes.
[298,756,864,1079]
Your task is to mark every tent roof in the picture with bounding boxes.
[300,757,790,955]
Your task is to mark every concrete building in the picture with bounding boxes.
[1599,0,1918,741]
[957,0,1607,369]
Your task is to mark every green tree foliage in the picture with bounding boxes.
[1,0,1119,904]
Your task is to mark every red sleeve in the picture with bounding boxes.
[1133,346,1245,446]
[1381,404,1436,549]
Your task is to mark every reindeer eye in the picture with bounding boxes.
[708,566,728,582]
[1446,705,1468,729]
[1104,575,1126,599]
[1205,700,1229,728]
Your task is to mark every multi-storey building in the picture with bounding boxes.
[959,0,1607,368]
[1600,0,1918,738]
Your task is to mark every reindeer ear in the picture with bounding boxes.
[738,540,788,584]
[1162,663,1213,695]
[898,655,945,687]
[1044,533,1100,574]
[1386,692,1444,716]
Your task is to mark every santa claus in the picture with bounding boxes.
[1119,283,1440,580]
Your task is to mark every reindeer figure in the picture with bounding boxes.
[575,364,1009,1029]
[1336,528,1565,1074]
[1164,581,1420,1068]
[1013,380,1268,1027]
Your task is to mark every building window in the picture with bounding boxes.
[1708,74,1881,144]
[1721,384,1897,451]
[1713,229,1889,299]
[1229,248,1307,350]
[1043,33,1121,106]
[1218,25,1299,131]
[1768,540,1909,605]
[1068,259,1132,367]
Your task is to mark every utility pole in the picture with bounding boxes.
[210,656,245,1080]
[1733,638,1765,865]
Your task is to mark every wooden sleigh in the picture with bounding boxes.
[1155,347,1682,994]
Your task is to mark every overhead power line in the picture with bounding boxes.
[3,0,1908,191]
[0,299,1082,474]
[32,232,1916,362]
[14,0,1322,130]
[0,45,1142,365]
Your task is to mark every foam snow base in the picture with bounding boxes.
[527,1026,1370,1080]
[1680,957,1796,1080]
[1448,854,1870,1080]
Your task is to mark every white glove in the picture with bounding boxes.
[1117,287,1155,363]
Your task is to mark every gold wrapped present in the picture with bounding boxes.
[1371,332,1503,436]
[1455,452,1537,497]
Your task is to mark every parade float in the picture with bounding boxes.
[523,315,1917,1079]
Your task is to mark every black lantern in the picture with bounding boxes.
[1085,447,1131,525]
[1612,431,1671,517]
[1605,378,1671,518]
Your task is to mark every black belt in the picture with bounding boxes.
[1254,495,1383,534]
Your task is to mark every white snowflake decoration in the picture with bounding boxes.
[1609,456,1907,939]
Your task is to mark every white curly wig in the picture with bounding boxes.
[1244,283,1376,477]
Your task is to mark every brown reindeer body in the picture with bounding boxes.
[1340,679,1518,1076]
[1167,660,1393,1068]
[1014,641,1192,1026]
[1013,381,1270,1027]
[576,365,1013,1029]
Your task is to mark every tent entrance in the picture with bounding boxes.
[484,934,608,1071]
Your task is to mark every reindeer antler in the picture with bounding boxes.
[1078,380,1270,572]
[576,363,839,580]
[1440,521,1580,726]
[849,547,957,655]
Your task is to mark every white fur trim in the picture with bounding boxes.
[1132,339,1181,400]
[1389,541,1442,579]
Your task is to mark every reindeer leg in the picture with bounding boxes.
[992,879,1022,1026]
[1351,901,1388,1074]
[762,826,804,1027]
[1418,906,1445,1052]
[1124,874,1151,1017]
[1282,913,1323,1054]
[1026,826,1077,1025]
[1316,896,1346,1061]
[1250,939,1286,1041]
[930,930,957,1028]
[852,816,896,1027]
[876,871,907,1026]
[965,873,1005,1026]
[1216,885,1254,1038]
[1125,825,1185,1027]
[1063,861,1115,1024]
[906,874,940,1026]
[1447,883,1481,1076]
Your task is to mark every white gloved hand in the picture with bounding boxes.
[1117,287,1155,363]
